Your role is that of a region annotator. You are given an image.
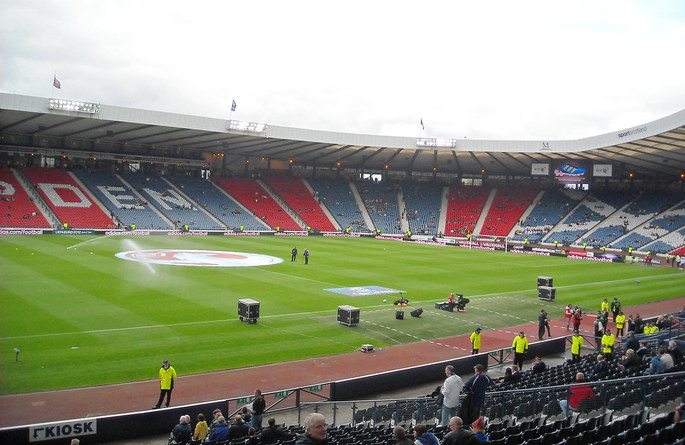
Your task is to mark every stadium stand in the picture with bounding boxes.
[20,166,114,229]
[166,175,269,231]
[513,189,585,242]
[307,177,372,233]
[71,169,171,229]
[356,180,402,234]
[121,173,225,230]
[212,177,302,230]
[262,175,337,231]
[444,186,490,237]
[0,168,51,228]
[401,181,443,236]
[480,188,537,237]
[580,191,683,249]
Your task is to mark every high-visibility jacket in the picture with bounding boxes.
[470,331,482,350]
[615,314,626,329]
[159,365,177,390]
[602,334,615,354]
[512,335,528,353]
[601,301,609,312]
[571,335,584,355]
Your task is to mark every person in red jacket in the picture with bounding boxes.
[559,372,595,417]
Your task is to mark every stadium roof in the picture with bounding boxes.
[1,93,684,179]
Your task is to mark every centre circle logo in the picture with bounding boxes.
[115,249,284,267]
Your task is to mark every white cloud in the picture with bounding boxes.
[2,0,684,140]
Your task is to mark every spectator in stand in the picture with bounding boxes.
[440,365,463,426]
[462,364,492,424]
[193,413,208,442]
[471,417,488,444]
[644,349,666,375]
[229,414,250,441]
[619,349,642,375]
[637,342,650,360]
[501,367,514,383]
[169,415,192,444]
[559,372,596,417]
[240,406,252,425]
[250,388,266,430]
[511,365,523,382]
[571,330,584,363]
[412,424,439,445]
[441,416,479,445]
[589,354,609,380]
[206,416,230,443]
[296,413,327,445]
[208,409,224,436]
[261,418,293,444]
[668,340,683,364]
[244,427,260,445]
[625,331,640,352]
[531,355,547,373]
[661,346,675,371]
[392,426,414,445]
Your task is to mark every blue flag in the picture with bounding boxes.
[231,99,237,112]
[53,76,61,89]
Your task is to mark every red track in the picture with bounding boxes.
[1,297,682,428]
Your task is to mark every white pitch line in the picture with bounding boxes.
[66,235,107,250]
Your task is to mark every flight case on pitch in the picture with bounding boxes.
[337,305,360,327]
[238,298,260,324]
[538,286,556,301]
[537,276,554,287]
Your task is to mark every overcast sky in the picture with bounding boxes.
[2,0,684,141]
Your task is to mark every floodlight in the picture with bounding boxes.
[227,120,266,133]
[416,138,457,148]
[48,99,100,114]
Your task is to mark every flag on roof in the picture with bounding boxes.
[231,99,237,112]
[53,75,61,89]
[420,118,424,130]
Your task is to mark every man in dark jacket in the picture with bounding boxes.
[169,415,192,444]
[229,414,250,441]
[260,418,292,444]
[462,364,492,424]
[442,416,480,445]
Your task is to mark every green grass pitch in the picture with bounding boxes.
[1,235,683,394]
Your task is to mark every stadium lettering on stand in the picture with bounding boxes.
[29,420,96,442]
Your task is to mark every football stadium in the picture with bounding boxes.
[1,89,685,445]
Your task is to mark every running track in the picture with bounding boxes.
[1,297,682,428]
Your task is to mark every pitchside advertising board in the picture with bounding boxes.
[29,419,96,442]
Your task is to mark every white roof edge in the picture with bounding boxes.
[2,92,684,154]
